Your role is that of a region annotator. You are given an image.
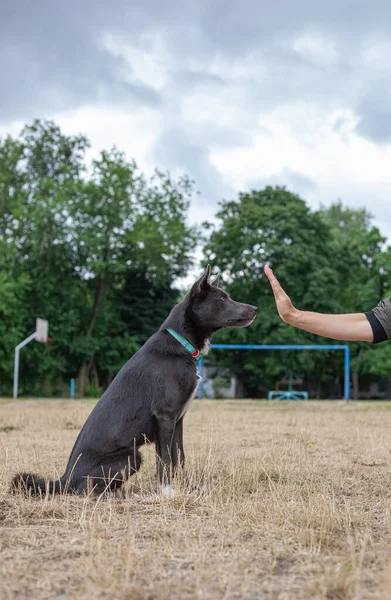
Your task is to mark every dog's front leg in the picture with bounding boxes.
[171,417,185,469]
[155,416,176,493]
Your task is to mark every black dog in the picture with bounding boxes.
[12,265,257,496]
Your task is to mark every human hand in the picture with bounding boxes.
[264,265,298,324]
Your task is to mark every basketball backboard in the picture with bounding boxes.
[36,318,49,342]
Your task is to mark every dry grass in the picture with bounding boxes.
[1,399,391,600]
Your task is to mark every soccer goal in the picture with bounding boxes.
[197,344,351,401]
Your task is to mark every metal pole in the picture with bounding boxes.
[13,332,37,399]
[13,347,20,400]
[344,345,350,402]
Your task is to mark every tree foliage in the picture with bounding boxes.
[204,188,391,397]
[0,121,196,396]
[1,122,390,398]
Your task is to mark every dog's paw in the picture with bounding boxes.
[160,484,175,497]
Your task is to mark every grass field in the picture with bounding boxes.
[0,399,391,600]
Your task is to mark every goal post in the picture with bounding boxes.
[197,344,351,402]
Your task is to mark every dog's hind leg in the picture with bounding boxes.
[76,450,142,496]
[171,417,185,469]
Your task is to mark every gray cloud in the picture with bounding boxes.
[356,84,391,143]
[2,0,391,239]
[174,70,226,90]
[1,0,163,122]
[3,0,391,124]
[152,127,234,209]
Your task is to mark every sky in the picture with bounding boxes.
[2,0,391,250]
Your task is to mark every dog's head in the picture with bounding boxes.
[186,265,257,332]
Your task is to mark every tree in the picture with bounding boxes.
[0,135,29,390]
[361,245,391,398]
[318,202,388,399]
[318,201,386,312]
[120,269,180,345]
[69,150,197,395]
[0,120,90,395]
[204,187,340,396]
[0,120,197,396]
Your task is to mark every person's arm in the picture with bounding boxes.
[289,310,374,342]
[264,265,388,343]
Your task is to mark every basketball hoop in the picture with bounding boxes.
[13,318,51,399]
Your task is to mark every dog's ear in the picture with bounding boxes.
[211,273,220,288]
[190,264,211,297]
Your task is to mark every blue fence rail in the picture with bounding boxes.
[198,344,351,401]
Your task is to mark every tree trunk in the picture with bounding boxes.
[235,377,244,399]
[77,278,107,397]
[87,278,108,337]
[352,372,359,400]
[90,360,100,391]
[387,379,391,400]
[77,362,89,398]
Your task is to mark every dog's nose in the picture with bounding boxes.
[251,305,258,311]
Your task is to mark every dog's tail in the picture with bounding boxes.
[11,472,66,496]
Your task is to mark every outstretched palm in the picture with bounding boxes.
[264,265,296,323]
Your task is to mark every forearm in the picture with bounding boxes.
[288,310,374,342]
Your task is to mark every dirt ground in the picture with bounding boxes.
[0,399,390,600]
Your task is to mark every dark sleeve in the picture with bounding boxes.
[364,296,391,343]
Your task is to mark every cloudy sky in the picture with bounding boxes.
[2,0,391,244]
